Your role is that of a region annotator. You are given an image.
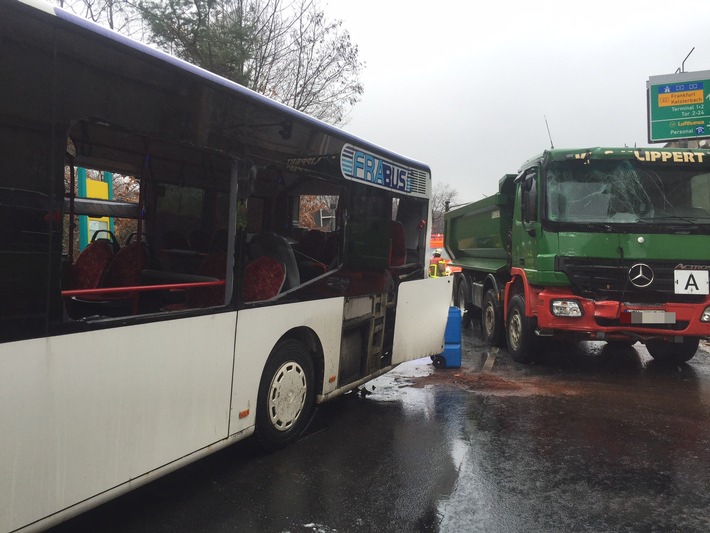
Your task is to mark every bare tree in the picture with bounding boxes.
[431,182,458,234]
[248,0,363,124]
[136,0,363,125]
[55,0,364,125]
[56,0,143,36]
[247,0,295,95]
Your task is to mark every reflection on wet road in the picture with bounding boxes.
[50,330,710,532]
[424,340,710,532]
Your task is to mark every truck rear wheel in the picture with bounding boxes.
[482,289,504,346]
[646,337,699,364]
[506,294,537,363]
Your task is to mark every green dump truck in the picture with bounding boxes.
[446,147,710,364]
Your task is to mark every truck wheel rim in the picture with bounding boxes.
[509,312,522,350]
[268,361,307,432]
[484,304,495,336]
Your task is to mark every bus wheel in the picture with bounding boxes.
[506,294,537,363]
[646,337,699,365]
[256,339,315,451]
[482,289,504,346]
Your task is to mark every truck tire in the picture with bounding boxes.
[482,289,504,346]
[506,294,537,363]
[455,277,473,329]
[646,337,699,365]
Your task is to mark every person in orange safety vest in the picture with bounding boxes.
[429,249,449,277]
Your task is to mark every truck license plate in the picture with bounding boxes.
[674,270,710,295]
[621,310,676,324]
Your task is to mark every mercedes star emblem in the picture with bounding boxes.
[628,263,654,288]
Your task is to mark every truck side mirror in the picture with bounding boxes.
[522,174,538,224]
[521,177,533,192]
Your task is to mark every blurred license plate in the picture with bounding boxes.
[621,310,676,324]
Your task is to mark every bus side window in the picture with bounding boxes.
[344,187,390,270]
[391,195,428,268]
[62,123,234,320]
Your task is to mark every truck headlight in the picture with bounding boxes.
[701,306,710,322]
[551,300,583,317]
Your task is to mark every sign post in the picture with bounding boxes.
[647,70,710,143]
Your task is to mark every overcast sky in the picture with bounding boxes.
[325,0,710,204]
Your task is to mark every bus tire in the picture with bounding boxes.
[256,339,315,452]
[646,337,699,365]
[482,288,504,346]
[506,294,537,363]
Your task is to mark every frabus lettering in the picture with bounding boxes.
[350,149,409,192]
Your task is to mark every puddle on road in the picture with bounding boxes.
[363,358,583,399]
[361,360,433,399]
[407,364,588,398]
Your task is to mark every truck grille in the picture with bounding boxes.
[555,257,706,304]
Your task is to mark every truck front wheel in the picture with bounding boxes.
[646,337,699,364]
[506,294,537,363]
[455,277,473,329]
[482,289,504,346]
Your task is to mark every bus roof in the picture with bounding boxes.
[15,0,430,174]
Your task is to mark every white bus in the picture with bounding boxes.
[0,1,452,531]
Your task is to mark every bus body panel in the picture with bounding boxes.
[0,313,237,533]
[229,297,345,434]
[392,276,453,364]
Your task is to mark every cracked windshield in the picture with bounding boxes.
[546,157,710,227]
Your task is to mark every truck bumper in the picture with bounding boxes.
[533,288,710,340]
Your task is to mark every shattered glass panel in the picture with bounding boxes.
[546,160,710,227]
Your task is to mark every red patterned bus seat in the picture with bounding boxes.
[103,242,149,288]
[244,256,285,302]
[67,240,114,290]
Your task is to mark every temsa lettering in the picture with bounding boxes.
[634,150,705,163]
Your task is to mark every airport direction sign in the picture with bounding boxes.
[647,70,710,143]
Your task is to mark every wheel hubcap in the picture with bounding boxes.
[268,361,307,431]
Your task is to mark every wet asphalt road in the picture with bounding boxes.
[49,326,710,533]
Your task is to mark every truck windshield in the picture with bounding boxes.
[546,159,710,227]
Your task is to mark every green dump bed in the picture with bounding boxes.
[444,174,516,274]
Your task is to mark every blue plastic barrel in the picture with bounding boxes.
[433,306,462,368]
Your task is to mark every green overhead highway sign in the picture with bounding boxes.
[647,70,710,143]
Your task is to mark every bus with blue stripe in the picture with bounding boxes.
[0,1,453,531]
